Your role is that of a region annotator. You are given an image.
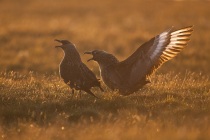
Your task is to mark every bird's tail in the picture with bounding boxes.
[99,86,104,92]
[85,89,99,99]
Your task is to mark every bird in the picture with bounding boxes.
[55,39,103,98]
[85,26,193,95]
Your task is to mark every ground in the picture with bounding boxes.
[0,0,210,139]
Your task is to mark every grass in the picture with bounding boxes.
[1,72,209,139]
[0,0,210,139]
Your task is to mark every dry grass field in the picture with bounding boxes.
[0,0,210,139]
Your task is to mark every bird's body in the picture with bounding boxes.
[55,39,103,98]
[85,26,193,95]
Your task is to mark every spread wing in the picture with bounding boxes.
[118,26,193,85]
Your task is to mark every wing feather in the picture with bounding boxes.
[117,26,193,86]
[146,26,193,76]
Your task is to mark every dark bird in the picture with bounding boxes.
[55,39,103,98]
[85,26,193,95]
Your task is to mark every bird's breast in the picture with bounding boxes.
[100,67,120,90]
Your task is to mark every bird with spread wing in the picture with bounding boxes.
[85,26,193,95]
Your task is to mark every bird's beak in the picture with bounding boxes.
[84,51,94,62]
[87,58,94,62]
[54,39,61,43]
[55,39,62,48]
[84,51,92,54]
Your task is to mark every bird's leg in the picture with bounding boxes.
[79,90,82,99]
[70,88,75,99]
[72,84,82,99]
[75,91,80,99]
[68,82,76,99]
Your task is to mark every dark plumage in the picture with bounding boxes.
[55,39,103,98]
[85,26,193,95]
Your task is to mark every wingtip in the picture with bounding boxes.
[166,26,174,32]
[189,25,194,28]
[181,25,194,31]
[190,25,194,31]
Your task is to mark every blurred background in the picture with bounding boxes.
[0,0,209,76]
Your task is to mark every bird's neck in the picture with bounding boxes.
[62,50,81,64]
[97,55,119,68]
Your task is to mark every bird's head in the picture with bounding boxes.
[55,39,81,61]
[84,50,119,66]
[54,39,75,50]
[84,50,104,62]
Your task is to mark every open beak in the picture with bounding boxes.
[54,39,62,48]
[84,51,92,54]
[84,51,94,62]
[87,58,94,62]
[54,39,61,43]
